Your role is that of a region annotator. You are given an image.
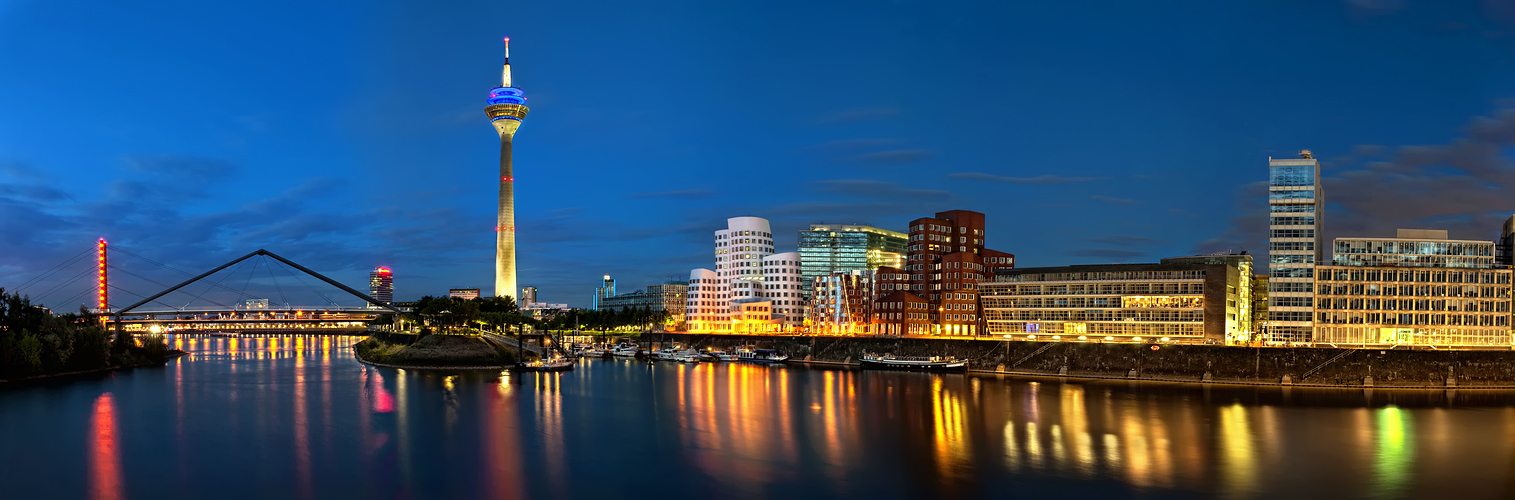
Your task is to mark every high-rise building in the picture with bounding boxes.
[520,286,538,305]
[1496,215,1515,266]
[592,275,616,310]
[874,210,1016,336]
[1314,229,1511,347]
[797,224,906,299]
[485,38,529,300]
[1267,150,1323,343]
[368,267,393,307]
[685,216,803,333]
[598,281,690,326]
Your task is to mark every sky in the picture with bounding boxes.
[5,0,1515,308]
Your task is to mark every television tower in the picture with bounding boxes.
[485,37,529,300]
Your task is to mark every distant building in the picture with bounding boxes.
[1267,150,1323,343]
[449,288,481,300]
[798,224,906,299]
[1312,229,1512,347]
[241,298,271,309]
[520,286,538,305]
[599,281,690,324]
[591,275,616,310]
[980,259,1250,344]
[368,267,393,307]
[1252,275,1270,338]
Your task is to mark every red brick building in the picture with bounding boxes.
[872,210,1015,336]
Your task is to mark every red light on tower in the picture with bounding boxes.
[97,238,108,312]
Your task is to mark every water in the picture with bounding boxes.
[2,335,1515,500]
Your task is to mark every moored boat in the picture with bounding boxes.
[515,356,576,372]
[859,353,967,372]
[610,343,642,358]
[704,349,738,362]
[735,346,789,363]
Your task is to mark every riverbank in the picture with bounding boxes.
[656,333,1515,388]
[352,334,517,369]
[0,349,189,386]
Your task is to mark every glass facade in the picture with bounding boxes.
[798,225,906,299]
[1313,265,1512,347]
[1267,154,1323,344]
[1333,239,1495,269]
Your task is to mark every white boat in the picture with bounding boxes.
[610,343,642,357]
[664,349,702,363]
[705,349,739,361]
[735,347,789,363]
[579,347,608,357]
[860,353,967,372]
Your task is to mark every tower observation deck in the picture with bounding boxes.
[486,37,529,300]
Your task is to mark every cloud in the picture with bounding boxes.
[817,106,900,124]
[1092,195,1138,205]
[1068,249,1146,258]
[1345,0,1406,17]
[949,172,1106,184]
[1081,235,1165,246]
[628,188,715,199]
[811,179,952,201]
[0,183,73,202]
[844,149,933,165]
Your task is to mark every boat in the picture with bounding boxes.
[705,349,739,362]
[735,347,789,363]
[515,356,576,372]
[610,343,642,358]
[579,346,608,358]
[859,353,968,372]
[664,349,702,363]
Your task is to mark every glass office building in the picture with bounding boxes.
[1315,230,1511,347]
[1267,151,1323,343]
[798,224,906,298]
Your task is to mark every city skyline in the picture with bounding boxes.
[6,2,1515,307]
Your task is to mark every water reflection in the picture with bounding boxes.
[11,338,1515,500]
[89,393,123,500]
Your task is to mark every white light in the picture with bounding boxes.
[1160,337,1170,342]
[1133,337,1142,341]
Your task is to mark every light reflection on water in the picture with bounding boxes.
[1,336,1514,499]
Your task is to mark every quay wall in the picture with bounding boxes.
[655,333,1515,387]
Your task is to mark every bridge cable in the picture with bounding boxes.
[111,246,275,305]
[272,259,340,307]
[180,258,253,310]
[236,255,265,306]
[52,288,96,313]
[109,265,232,309]
[106,283,179,310]
[13,245,93,292]
[264,255,290,308]
[30,266,97,307]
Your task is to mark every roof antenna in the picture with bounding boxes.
[501,37,513,87]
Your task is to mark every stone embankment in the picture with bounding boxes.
[657,333,1515,388]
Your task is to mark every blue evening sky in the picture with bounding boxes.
[4,0,1515,307]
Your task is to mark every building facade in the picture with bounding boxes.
[1313,229,1513,347]
[520,286,537,305]
[980,261,1248,344]
[807,271,876,335]
[1161,252,1255,344]
[797,224,906,298]
[591,274,616,310]
[1267,150,1324,343]
[598,281,690,325]
[448,288,481,300]
[684,217,803,333]
[872,210,1016,336]
[368,267,393,307]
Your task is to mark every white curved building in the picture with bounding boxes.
[686,216,803,333]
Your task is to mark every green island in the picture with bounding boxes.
[0,288,182,383]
